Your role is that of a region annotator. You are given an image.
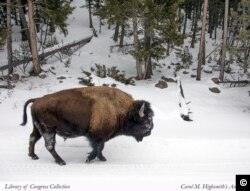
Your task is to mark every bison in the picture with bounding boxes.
[21,86,154,165]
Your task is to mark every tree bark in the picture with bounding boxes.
[28,0,41,75]
[219,0,229,81]
[196,0,208,81]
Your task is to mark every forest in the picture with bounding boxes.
[0,0,249,86]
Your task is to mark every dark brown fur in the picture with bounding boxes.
[21,87,154,165]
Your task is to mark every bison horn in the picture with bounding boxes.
[139,103,145,118]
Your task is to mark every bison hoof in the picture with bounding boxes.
[29,154,39,160]
[56,160,66,166]
[85,158,92,163]
[98,155,107,161]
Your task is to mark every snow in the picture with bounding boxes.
[1,0,250,190]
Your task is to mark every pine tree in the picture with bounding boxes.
[140,0,183,79]
[97,0,183,80]
[37,0,74,36]
[96,0,128,42]
[229,0,250,74]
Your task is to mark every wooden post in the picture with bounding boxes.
[219,0,229,81]
[28,0,41,75]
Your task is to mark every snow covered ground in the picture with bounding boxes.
[0,1,250,190]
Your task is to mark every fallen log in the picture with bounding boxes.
[0,84,15,89]
[219,80,249,84]
[0,35,93,71]
[219,80,249,87]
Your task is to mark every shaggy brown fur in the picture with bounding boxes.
[21,86,154,165]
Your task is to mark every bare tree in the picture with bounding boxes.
[219,0,229,81]
[196,0,208,81]
[28,0,41,75]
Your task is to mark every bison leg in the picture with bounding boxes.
[86,137,106,163]
[28,125,41,160]
[43,132,66,166]
[97,142,106,161]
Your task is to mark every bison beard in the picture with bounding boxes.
[21,87,154,165]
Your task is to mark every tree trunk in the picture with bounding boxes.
[28,0,41,75]
[20,20,28,41]
[183,9,188,36]
[17,0,31,49]
[49,23,56,33]
[143,14,152,79]
[196,0,208,81]
[191,3,198,48]
[178,7,182,32]
[14,6,18,25]
[166,39,170,56]
[88,0,93,28]
[119,24,125,47]
[208,0,213,38]
[113,22,119,42]
[214,0,218,42]
[242,3,248,73]
[219,0,229,81]
[35,7,40,33]
[132,14,142,80]
[7,0,13,75]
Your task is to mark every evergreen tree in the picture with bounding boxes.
[97,0,183,80]
[142,0,183,78]
[229,0,250,74]
[36,0,74,36]
[96,0,128,42]
[0,1,7,49]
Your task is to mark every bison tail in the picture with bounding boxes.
[20,98,36,126]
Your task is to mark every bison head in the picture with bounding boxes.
[125,101,154,142]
